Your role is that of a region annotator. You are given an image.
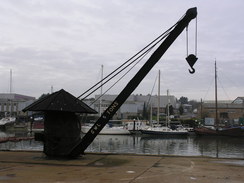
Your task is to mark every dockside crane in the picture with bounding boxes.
[70,7,198,157]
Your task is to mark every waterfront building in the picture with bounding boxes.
[0,93,35,118]
[85,94,178,120]
[198,97,244,126]
[232,97,244,104]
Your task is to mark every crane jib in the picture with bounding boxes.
[69,7,198,157]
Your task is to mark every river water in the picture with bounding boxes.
[0,131,244,158]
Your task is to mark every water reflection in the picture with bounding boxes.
[193,136,244,158]
[85,134,244,158]
[1,131,244,158]
[139,136,189,155]
[0,131,42,151]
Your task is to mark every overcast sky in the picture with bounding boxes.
[0,0,244,101]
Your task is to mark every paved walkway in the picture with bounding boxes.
[0,151,243,183]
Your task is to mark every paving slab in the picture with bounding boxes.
[0,151,243,183]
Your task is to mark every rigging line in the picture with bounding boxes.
[146,72,158,108]
[78,34,169,100]
[90,47,154,106]
[217,76,231,100]
[81,44,156,100]
[81,30,172,100]
[78,28,173,100]
[77,19,181,99]
[203,75,215,101]
[95,66,102,84]
[219,69,244,96]
[82,47,153,100]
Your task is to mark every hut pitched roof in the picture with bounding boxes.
[23,89,97,114]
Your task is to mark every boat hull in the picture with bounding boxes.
[140,129,188,136]
[81,126,131,135]
[194,127,244,137]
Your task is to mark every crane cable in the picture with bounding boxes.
[90,47,154,106]
[78,14,186,100]
[186,16,198,57]
[78,25,175,100]
[80,44,155,101]
[89,32,182,105]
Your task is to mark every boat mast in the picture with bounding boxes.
[150,104,152,126]
[157,70,160,125]
[10,69,12,94]
[167,89,170,127]
[99,65,104,116]
[9,69,12,117]
[215,60,219,129]
[51,86,54,93]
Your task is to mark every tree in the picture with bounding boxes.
[38,93,50,99]
[179,105,184,115]
[165,104,174,116]
[189,100,200,110]
[169,105,174,115]
[179,96,188,104]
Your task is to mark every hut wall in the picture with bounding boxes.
[43,111,81,156]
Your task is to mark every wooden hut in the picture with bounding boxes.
[23,89,97,157]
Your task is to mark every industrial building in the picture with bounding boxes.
[198,97,244,126]
[0,93,35,118]
[85,94,178,119]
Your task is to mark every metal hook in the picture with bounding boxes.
[188,67,195,74]
[186,54,197,74]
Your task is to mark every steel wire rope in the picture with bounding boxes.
[80,30,172,100]
[80,47,153,100]
[77,15,185,100]
[186,16,198,56]
[83,31,174,102]
[78,30,172,100]
[90,46,155,106]
[195,16,198,56]
[90,17,186,105]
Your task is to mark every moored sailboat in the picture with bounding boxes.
[81,121,131,135]
[194,61,243,137]
[80,65,131,135]
[140,125,188,136]
[194,126,243,137]
[140,70,188,137]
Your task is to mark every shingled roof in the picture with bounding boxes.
[23,89,97,114]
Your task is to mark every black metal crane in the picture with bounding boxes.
[69,7,198,157]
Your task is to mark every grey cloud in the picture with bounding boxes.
[0,0,244,101]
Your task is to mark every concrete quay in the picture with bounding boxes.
[0,151,243,183]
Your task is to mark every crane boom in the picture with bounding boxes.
[69,7,197,157]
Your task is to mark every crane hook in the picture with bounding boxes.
[188,67,195,74]
[185,16,198,74]
[186,54,198,74]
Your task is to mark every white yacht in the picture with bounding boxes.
[81,122,130,135]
